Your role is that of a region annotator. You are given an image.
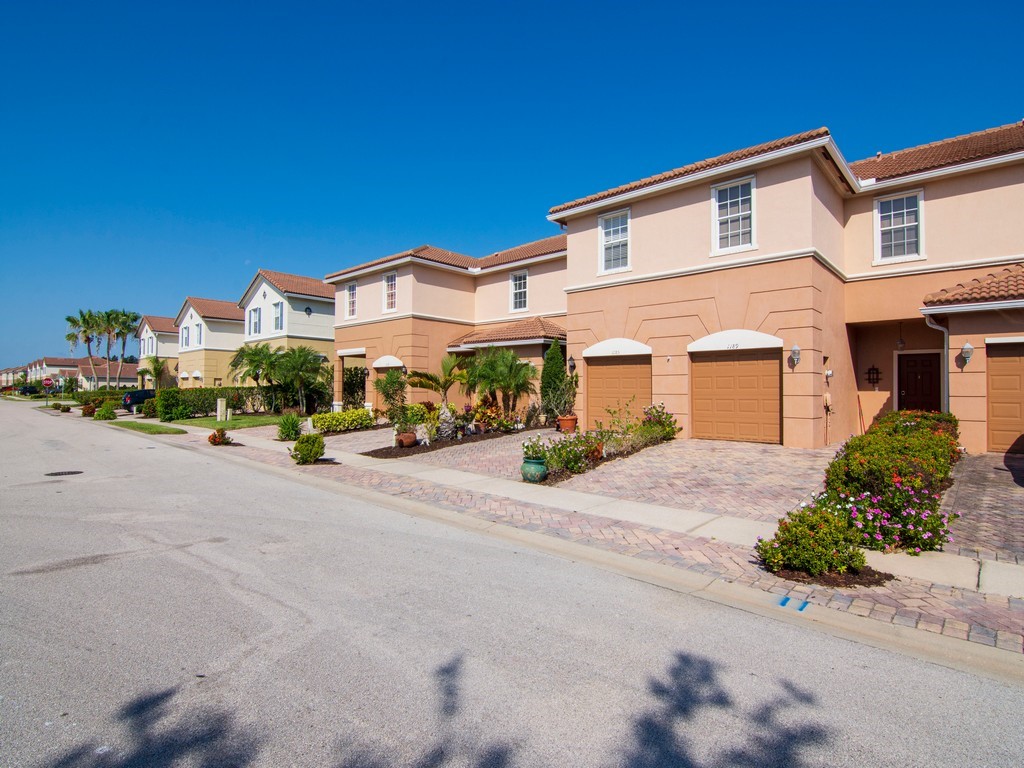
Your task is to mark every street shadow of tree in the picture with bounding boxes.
[619,653,829,768]
[43,685,261,768]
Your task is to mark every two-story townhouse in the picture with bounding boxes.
[26,357,80,384]
[237,269,335,359]
[136,315,180,388]
[173,298,245,389]
[77,359,139,391]
[548,122,1024,453]
[324,234,567,410]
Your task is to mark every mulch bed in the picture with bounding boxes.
[361,429,527,459]
[775,566,894,588]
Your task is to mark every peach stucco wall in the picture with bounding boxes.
[176,349,236,389]
[473,258,567,323]
[410,268,476,320]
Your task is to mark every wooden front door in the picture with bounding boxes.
[898,353,941,411]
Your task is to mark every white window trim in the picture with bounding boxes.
[345,282,358,319]
[382,271,397,314]
[509,270,528,313]
[273,302,284,332]
[195,323,203,347]
[873,188,926,266]
[249,307,262,336]
[182,327,189,348]
[597,208,631,276]
[711,175,757,257]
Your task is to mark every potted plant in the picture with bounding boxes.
[521,435,548,483]
[552,373,579,433]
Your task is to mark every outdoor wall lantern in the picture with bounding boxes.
[961,341,974,365]
[305,306,313,317]
[866,366,881,385]
[567,356,577,374]
[790,345,801,366]
[896,321,906,352]
[401,365,408,375]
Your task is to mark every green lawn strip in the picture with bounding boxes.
[172,413,282,430]
[112,421,188,435]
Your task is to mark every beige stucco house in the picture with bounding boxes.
[546,122,1024,454]
[174,298,245,389]
[238,269,335,359]
[324,235,568,409]
[136,315,179,388]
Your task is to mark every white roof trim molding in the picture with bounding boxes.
[371,354,404,369]
[687,329,784,353]
[581,338,653,358]
[337,347,367,357]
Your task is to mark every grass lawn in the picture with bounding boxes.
[112,421,188,435]
[172,413,282,430]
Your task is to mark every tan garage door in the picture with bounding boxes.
[586,356,652,427]
[691,350,781,444]
[988,344,1024,453]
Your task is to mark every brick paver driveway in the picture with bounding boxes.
[558,438,836,523]
[947,452,1024,564]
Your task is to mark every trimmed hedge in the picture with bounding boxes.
[290,433,325,464]
[756,501,866,576]
[311,408,374,434]
[75,390,124,408]
[157,387,258,422]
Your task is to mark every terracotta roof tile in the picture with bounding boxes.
[549,128,831,217]
[449,317,566,347]
[478,234,567,269]
[183,297,244,322]
[140,315,178,334]
[257,269,335,300]
[42,356,80,367]
[851,122,1024,181]
[923,264,1024,307]
[325,245,476,281]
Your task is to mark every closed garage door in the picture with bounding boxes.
[691,350,781,444]
[586,355,652,427]
[988,344,1024,453]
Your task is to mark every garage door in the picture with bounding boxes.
[988,344,1024,453]
[691,350,781,444]
[586,355,652,427]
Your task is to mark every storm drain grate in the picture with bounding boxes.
[44,471,83,477]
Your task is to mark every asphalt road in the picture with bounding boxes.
[2,400,1023,767]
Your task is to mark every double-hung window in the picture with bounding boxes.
[147,337,154,355]
[273,302,284,331]
[182,327,189,348]
[249,307,261,335]
[875,191,923,262]
[383,272,397,312]
[345,282,357,319]
[195,323,202,346]
[713,178,755,254]
[510,271,528,312]
[599,210,630,273]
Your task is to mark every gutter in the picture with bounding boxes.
[923,313,951,412]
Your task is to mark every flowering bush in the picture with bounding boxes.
[208,428,232,446]
[641,403,680,440]
[522,435,547,460]
[81,403,96,417]
[756,499,866,576]
[545,431,603,474]
[842,484,953,553]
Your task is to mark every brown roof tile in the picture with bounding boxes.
[850,122,1024,181]
[449,317,566,347]
[923,264,1024,306]
[41,356,80,367]
[478,234,567,269]
[183,297,244,321]
[257,269,335,300]
[325,245,476,281]
[140,315,178,334]
[549,128,831,217]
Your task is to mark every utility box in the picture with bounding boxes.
[216,398,227,422]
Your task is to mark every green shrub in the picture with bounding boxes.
[540,340,567,419]
[75,390,124,408]
[405,402,431,426]
[157,386,260,421]
[60,405,71,413]
[94,401,117,421]
[81,403,96,417]
[545,431,603,474]
[756,500,867,576]
[208,428,232,446]
[641,403,680,440]
[311,408,374,434]
[140,398,157,418]
[50,401,62,410]
[290,433,325,465]
[278,412,303,441]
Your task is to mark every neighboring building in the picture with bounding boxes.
[324,235,568,409]
[77,359,139,391]
[238,269,335,359]
[173,297,245,388]
[547,122,1024,453]
[1,366,27,388]
[136,315,180,388]
[26,357,81,384]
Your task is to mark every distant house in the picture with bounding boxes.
[173,298,245,388]
[237,269,335,359]
[26,357,79,384]
[76,359,139,391]
[136,315,180,388]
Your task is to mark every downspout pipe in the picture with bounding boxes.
[924,314,950,412]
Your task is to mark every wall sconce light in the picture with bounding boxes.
[790,345,801,366]
[401,365,408,375]
[866,366,881,385]
[567,356,577,374]
[896,322,906,352]
[305,306,313,317]
[961,341,974,365]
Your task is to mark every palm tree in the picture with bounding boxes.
[113,309,141,386]
[230,343,281,412]
[277,346,327,414]
[470,347,538,416]
[94,309,119,389]
[65,309,100,386]
[407,354,464,406]
[137,356,168,391]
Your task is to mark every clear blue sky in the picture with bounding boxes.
[2,1,1021,367]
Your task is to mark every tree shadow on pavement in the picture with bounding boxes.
[43,686,261,768]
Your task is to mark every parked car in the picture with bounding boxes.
[18,385,40,396]
[122,389,156,412]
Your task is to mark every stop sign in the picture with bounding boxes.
[42,377,54,387]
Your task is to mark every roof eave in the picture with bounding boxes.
[921,299,1024,315]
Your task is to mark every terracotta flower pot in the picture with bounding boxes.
[556,415,578,433]
[397,431,418,448]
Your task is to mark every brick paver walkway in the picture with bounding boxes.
[947,452,1024,564]
[182,430,1023,655]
